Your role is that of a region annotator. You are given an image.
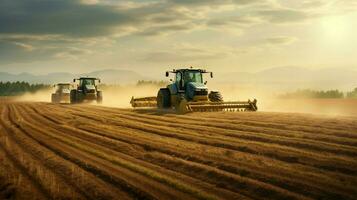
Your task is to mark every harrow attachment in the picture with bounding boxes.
[181,99,258,113]
[131,96,258,114]
[130,96,157,108]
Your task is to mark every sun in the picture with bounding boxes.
[320,15,352,45]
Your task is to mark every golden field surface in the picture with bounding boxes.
[0,100,357,200]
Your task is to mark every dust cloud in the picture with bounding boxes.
[99,85,160,108]
[12,85,160,107]
[12,83,357,116]
[14,88,53,102]
[209,83,357,116]
[262,98,357,116]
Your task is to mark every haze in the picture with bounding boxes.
[0,0,356,77]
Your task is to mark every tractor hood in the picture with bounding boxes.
[186,82,208,100]
[187,82,207,91]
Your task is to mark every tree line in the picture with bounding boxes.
[1,81,357,99]
[0,80,168,96]
[0,81,50,96]
[279,88,357,99]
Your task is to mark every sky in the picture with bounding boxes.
[0,0,356,76]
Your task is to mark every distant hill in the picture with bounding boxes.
[0,69,147,84]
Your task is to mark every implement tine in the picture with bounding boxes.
[185,99,258,113]
[130,96,157,108]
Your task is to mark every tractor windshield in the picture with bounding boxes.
[80,79,95,86]
[183,71,203,83]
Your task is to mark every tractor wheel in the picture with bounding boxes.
[70,90,77,104]
[157,88,171,109]
[209,91,223,102]
[97,91,103,104]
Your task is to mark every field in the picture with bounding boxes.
[0,100,357,200]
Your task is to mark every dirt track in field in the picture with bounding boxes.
[0,101,356,200]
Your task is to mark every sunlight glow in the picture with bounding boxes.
[320,15,352,45]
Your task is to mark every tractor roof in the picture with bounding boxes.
[78,77,99,80]
[172,68,208,73]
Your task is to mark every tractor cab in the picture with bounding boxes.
[174,69,206,90]
[51,83,71,103]
[167,68,213,101]
[55,83,71,93]
[80,78,95,87]
[166,68,213,92]
[74,77,100,93]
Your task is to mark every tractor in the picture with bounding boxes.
[70,77,103,104]
[51,83,71,103]
[130,68,257,113]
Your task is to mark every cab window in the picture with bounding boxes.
[176,73,181,83]
[176,73,184,89]
[80,79,95,86]
[183,71,203,83]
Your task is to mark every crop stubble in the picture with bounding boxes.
[0,101,356,200]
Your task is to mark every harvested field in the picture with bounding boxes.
[0,100,356,200]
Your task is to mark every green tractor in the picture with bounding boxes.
[130,68,257,113]
[70,77,103,104]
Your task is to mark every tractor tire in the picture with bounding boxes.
[97,91,103,104]
[157,88,171,109]
[70,90,77,104]
[209,91,223,102]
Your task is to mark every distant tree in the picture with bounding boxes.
[279,89,344,99]
[0,82,50,96]
[346,88,357,98]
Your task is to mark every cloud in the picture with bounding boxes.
[53,47,93,60]
[141,51,225,63]
[0,0,136,37]
[207,15,261,29]
[80,0,100,5]
[12,42,34,51]
[136,23,196,36]
[0,0,351,40]
[0,0,273,39]
[0,41,56,64]
[0,37,93,64]
[167,0,266,8]
[300,0,328,9]
[0,0,353,67]
[257,8,312,24]
[333,0,357,12]
[140,42,245,63]
[265,36,297,45]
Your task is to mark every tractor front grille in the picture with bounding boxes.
[195,90,208,96]
[87,89,96,93]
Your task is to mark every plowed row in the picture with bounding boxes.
[0,101,356,200]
